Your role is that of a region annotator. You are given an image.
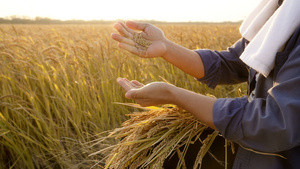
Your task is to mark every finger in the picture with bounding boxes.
[126,21,149,32]
[117,21,136,35]
[131,80,144,87]
[125,89,141,100]
[113,22,133,39]
[111,33,135,46]
[123,78,143,88]
[118,43,138,54]
[118,43,148,58]
[126,91,152,107]
[117,78,135,92]
[125,89,135,99]
[117,78,143,90]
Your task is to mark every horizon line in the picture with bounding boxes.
[0,16,243,24]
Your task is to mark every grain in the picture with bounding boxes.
[0,24,244,168]
[101,106,225,169]
[132,33,152,50]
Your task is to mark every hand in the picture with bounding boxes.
[111,21,168,58]
[117,77,216,129]
[117,77,175,107]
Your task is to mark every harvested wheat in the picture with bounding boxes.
[94,105,233,169]
[132,33,152,50]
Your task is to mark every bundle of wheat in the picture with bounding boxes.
[93,105,233,169]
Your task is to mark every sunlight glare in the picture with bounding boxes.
[0,0,261,22]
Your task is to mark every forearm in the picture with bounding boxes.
[162,39,205,79]
[117,78,217,129]
[169,85,217,130]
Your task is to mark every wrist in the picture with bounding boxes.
[161,38,174,59]
[168,85,217,129]
[166,84,183,106]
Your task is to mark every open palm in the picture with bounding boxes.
[116,78,175,107]
[111,21,167,58]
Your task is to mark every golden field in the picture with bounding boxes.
[0,23,246,168]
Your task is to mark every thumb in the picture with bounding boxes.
[125,89,139,99]
[126,21,148,32]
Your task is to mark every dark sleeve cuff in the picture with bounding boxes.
[213,97,248,141]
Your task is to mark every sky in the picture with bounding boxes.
[0,0,262,22]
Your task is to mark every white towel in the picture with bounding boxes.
[239,0,300,77]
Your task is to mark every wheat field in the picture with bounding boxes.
[0,23,246,168]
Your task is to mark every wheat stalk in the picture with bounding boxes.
[100,104,225,169]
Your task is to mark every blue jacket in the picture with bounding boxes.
[195,25,300,169]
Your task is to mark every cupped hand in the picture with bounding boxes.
[117,77,175,107]
[111,21,168,58]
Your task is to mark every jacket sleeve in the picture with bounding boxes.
[213,44,300,153]
[195,38,249,88]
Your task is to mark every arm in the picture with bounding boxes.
[116,78,217,130]
[112,21,248,85]
[117,40,300,153]
[112,21,205,79]
[195,38,249,88]
[214,44,300,152]
[163,39,205,79]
